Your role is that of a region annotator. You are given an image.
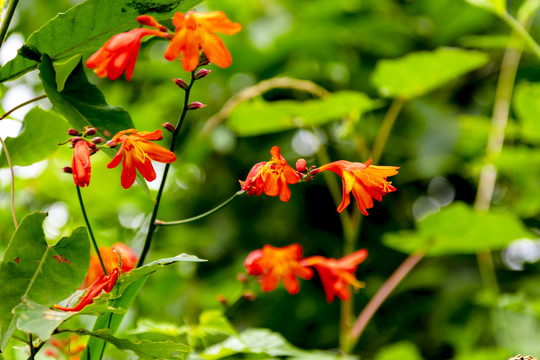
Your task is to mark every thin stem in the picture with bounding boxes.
[0,136,18,228]
[0,0,20,48]
[137,71,196,267]
[156,190,245,226]
[502,13,540,61]
[0,95,47,121]
[371,98,405,164]
[76,185,107,275]
[28,334,35,360]
[349,251,425,343]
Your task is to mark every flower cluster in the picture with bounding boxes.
[244,244,367,302]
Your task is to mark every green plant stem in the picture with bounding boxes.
[137,71,196,267]
[156,190,245,226]
[76,185,107,275]
[502,12,540,61]
[0,0,20,48]
[371,98,405,164]
[0,136,18,228]
[0,95,47,121]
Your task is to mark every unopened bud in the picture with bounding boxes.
[236,273,248,283]
[62,166,72,174]
[173,78,188,89]
[90,148,100,155]
[71,136,83,145]
[195,68,211,79]
[308,168,320,176]
[296,159,307,172]
[136,15,168,31]
[67,128,80,136]
[242,290,256,301]
[162,122,175,132]
[105,140,117,148]
[198,54,210,67]
[187,101,206,110]
[84,127,97,136]
[91,137,104,144]
[216,294,228,306]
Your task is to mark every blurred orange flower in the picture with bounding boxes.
[245,244,313,295]
[302,249,368,302]
[164,11,242,71]
[86,27,168,81]
[46,334,86,359]
[107,129,176,189]
[318,159,399,214]
[84,243,138,288]
[240,146,301,202]
[71,140,91,187]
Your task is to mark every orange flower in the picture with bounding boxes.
[86,27,168,81]
[239,146,301,202]
[47,334,86,359]
[244,244,313,295]
[302,249,368,302]
[71,140,91,187]
[107,129,176,189]
[54,268,119,312]
[318,159,399,214]
[164,11,242,72]
[83,243,138,288]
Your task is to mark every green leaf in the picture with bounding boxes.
[0,0,203,83]
[374,341,423,360]
[383,202,534,256]
[180,310,237,349]
[513,81,540,144]
[226,91,379,137]
[371,48,489,99]
[0,107,68,168]
[39,55,153,195]
[465,0,507,15]
[70,329,190,360]
[0,212,89,350]
[53,54,82,92]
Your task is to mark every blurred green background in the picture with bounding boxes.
[1,0,540,359]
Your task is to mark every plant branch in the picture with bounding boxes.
[137,71,196,267]
[0,0,20,48]
[76,185,107,275]
[371,98,405,164]
[501,12,540,61]
[0,136,18,228]
[0,95,47,121]
[156,190,245,226]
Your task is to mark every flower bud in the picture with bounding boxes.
[136,15,168,31]
[62,166,73,174]
[308,168,320,176]
[242,290,256,301]
[162,122,175,132]
[187,101,206,110]
[236,273,248,283]
[90,148,100,155]
[84,127,97,136]
[216,294,228,306]
[67,128,80,136]
[198,53,210,67]
[295,159,307,172]
[195,68,211,79]
[173,78,188,90]
[105,140,117,148]
[71,136,83,145]
[91,137,104,144]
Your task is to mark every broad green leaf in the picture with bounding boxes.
[180,310,237,348]
[53,54,82,92]
[518,0,540,23]
[465,0,507,15]
[70,329,190,360]
[374,341,423,360]
[0,107,68,168]
[513,81,540,143]
[383,202,534,256]
[371,48,489,99]
[226,91,379,137]
[39,55,153,195]
[0,212,89,350]
[0,0,203,82]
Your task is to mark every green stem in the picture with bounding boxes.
[156,190,245,226]
[502,12,540,61]
[76,185,107,275]
[0,0,20,48]
[137,71,196,267]
[0,95,47,121]
[0,136,18,228]
[371,98,405,164]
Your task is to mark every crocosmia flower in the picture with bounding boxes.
[83,243,138,288]
[86,27,168,81]
[164,11,242,72]
[107,129,176,189]
[302,249,368,302]
[318,159,399,214]
[71,140,91,187]
[239,146,301,202]
[244,244,313,295]
[54,268,119,312]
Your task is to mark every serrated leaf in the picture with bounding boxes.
[0,0,203,83]
[0,212,90,350]
[53,54,82,92]
[513,81,540,144]
[371,48,489,99]
[0,107,68,168]
[465,0,507,14]
[383,202,534,256]
[227,91,379,137]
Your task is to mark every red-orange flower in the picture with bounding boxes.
[302,249,368,302]
[239,146,301,202]
[71,140,91,187]
[318,159,399,214]
[164,11,242,72]
[244,244,313,295]
[107,129,176,189]
[54,268,119,312]
[83,243,138,288]
[47,334,85,359]
[86,27,168,81]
